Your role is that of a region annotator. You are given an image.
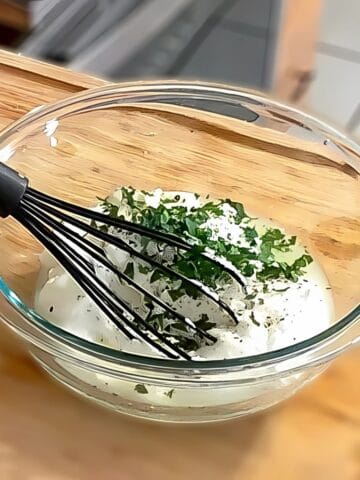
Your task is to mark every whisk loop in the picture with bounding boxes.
[0,163,246,359]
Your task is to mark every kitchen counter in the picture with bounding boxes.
[0,49,359,480]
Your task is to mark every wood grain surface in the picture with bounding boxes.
[0,48,359,480]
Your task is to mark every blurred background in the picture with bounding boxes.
[0,0,359,136]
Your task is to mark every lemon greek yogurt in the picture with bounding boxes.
[35,188,334,406]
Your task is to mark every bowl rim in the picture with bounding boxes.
[0,80,359,371]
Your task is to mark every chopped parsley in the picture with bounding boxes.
[164,389,175,398]
[124,262,134,279]
[134,384,148,394]
[138,264,151,274]
[96,187,313,353]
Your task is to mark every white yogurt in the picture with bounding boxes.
[34,189,334,406]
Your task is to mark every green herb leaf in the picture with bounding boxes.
[138,264,151,274]
[164,389,175,398]
[259,242,273,262]
[150,269,162,283]
[160,209,170,225]
[244,227,258,242]
[134,384,148,394]
[168,289,185,302]
[185,218,198,236]
[225,199,246,222]
[124,262,134,279]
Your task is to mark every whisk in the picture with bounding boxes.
[0,163,246,360]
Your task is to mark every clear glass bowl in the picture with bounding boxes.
[0,82,359,423]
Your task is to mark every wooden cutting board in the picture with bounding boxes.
[0,49,359,480]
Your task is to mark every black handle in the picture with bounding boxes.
[0,163,28,218]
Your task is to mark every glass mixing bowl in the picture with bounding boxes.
[0,82,359,423]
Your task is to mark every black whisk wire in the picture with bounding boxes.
[20,198,217,345]
[0,158,248,360]
[24,189,242,325]
[17,203,192,360]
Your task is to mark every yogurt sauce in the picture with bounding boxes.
[34,188,334,407]
[35,188,334,360]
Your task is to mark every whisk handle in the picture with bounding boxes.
[0,163,28,218]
